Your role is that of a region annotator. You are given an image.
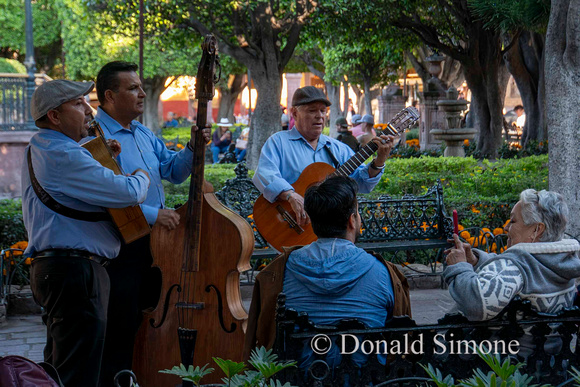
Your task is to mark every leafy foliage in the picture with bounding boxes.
[422,348,545,387]
[59,0,200,81]
[0,0,62,70]
[159,364,214,386]
[0,58,26,74]
[468,0,550,32]
[159,346,296,387]
[0,199,26,250]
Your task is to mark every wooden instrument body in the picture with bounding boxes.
[82,136,150,243]
[253,162,336,251]
[133,189,253,385]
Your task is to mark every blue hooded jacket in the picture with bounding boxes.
[283,238,394,370]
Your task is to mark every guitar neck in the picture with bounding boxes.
[332,141,379,177]
[332,108,418,177]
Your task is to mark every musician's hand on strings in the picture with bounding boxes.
[106,139,121,158]
[444,234,469,266]
[189,124,212,149]
[156,209,180,230]
[373,134,397,162]
[282,190,311,227]
[131,168,150,187]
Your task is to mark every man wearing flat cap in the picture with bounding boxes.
[253,85,396,227]
[22,79,151,386]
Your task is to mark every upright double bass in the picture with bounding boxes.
[132,35,254,386]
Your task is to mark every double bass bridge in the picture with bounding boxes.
[176,302,205,310]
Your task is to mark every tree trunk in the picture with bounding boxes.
[363,75,373,118]
[245,67,282,170]
[217,73,246,123]
[142,76,168,134]
[342,79,349,114]
[545,0,580,239]
[461,28,506,159]
[351,83,363,115]
[326,82,342,138]
[504,31,545,145]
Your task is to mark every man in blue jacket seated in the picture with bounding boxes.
[284,176,395,369]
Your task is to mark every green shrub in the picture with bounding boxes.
[164,164,253,200]
[372,155,548,229]
[405,128,419,140]
[0,58,27,74]
[0,199,26,248]
[162,123,249,145]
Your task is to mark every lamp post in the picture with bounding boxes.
[24,0,37,131]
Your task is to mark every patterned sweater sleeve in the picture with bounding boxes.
[443,259,524,320]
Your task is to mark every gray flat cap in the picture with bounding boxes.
[292,86,331,107]
[351,114,362,125]
[31,80,94,121]
[361,114,374,124]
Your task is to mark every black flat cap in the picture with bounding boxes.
[292,86,331,107]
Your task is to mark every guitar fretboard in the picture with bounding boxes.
[331,106,419,178]
[332,141,379,177]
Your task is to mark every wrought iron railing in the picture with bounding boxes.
[0,76,27,131]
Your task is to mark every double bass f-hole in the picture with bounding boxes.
[205,284,236,333]
[149,284,182,329]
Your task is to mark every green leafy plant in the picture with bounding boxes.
[421,347,547,387]
[569,366,580,385]
[159,346,297,387]
[159,364,214,386]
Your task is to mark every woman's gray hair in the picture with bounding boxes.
[519,189,568,242]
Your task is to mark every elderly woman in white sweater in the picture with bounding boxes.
[444,189,580,322]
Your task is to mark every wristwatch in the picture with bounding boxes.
[284,191,294,201]
[370,160,385,171]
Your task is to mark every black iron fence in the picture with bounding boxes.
[0,76,28,131]
[0,73,48,131]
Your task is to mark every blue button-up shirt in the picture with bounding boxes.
[95,108,194,224]
[22,129,150,258]
[253,127,383,202]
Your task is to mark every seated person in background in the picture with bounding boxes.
[211,118,233,163]
[356,114,377,147]
[335,117,359,152]
[243,176,411,366]
[281,106,289,131]
[163,112,179,128]
[514,104,526,129]
[444,189,580,352]
[234,126,250,162]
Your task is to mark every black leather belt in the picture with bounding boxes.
[33,249,111,267]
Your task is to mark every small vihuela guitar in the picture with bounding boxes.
[81,118,150,244]
[253,106,420,252]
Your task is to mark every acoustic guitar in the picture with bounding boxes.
[253,107,420,252]
[81,118,150,244]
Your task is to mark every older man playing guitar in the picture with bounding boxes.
[253,86,419,251]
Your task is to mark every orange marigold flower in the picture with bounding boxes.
[493,228,504,236]
[463,139,469,146]
[459,230,471,239]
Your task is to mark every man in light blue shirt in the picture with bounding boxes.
[253,86,396,227]
[94,61,210,386]
[23,79,150,387]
